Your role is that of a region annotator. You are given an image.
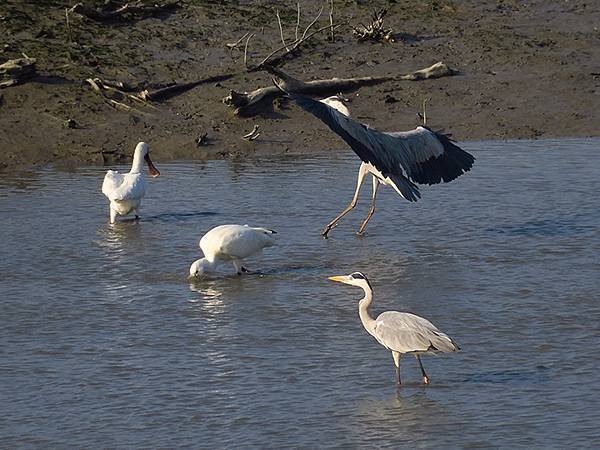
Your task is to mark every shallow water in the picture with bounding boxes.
[1,138,599,448]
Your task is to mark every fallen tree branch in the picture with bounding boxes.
[223,62,457,116]
[138,73,234,102]
[85,77,150,115]
[69,1,179,23]
[0,57,37,88]
[243,125,261,141]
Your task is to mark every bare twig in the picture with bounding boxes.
[243,33,255,68]
[276,10,289,51]
[299,5,324,43]
[251,21,345,71]
[85,78,102,92]
[295,2,300,41]
[421,97,431,125]
[65,8,73,44]
[243,125,261,141]
[329,0,335,42]
[226,32,250,51]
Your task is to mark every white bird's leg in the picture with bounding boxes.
[357,176,380,235]
[321,164,368,238]
[392,351,402,387]
[109,207,117,224]
[416,355,430,385]
[232,259,244,275]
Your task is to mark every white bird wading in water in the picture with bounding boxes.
[189,224,277,277]
[287,92,476,237]
[101,142,160,224]
[329,272,459,387]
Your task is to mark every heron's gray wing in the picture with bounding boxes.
[288,92,475,187]
[373,311,459,354]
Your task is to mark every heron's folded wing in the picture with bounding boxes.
[374,312,459,353]
[289,92,474,186]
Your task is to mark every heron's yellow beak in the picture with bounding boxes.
[328,275,347,283]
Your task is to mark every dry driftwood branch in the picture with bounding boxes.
[85,77,150,114]
[243,125,261,141]
[0,57,37,88]
[69,1,179,23]
[138,73,234,102]
[352,9,394,43]
[223,62,457,117]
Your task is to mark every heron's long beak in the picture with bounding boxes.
[328,275,348,283]
[144,153,160,177]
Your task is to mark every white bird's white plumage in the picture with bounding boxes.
[189,224,277,276]
[329,272,459,386]
[101,142,160,224]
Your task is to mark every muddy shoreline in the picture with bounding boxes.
[1,0,599,170]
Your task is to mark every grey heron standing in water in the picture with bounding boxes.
[287,92,475,237]
[329,272,459,386]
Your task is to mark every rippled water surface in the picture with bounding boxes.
[1,139,600,448]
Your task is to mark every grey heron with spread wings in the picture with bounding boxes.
[286,92,475,237]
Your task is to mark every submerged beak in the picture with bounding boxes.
[144,153,160,177]
[328,275,348,283]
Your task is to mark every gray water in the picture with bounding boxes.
[1,139,599,448]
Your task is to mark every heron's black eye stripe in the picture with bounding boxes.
[351,272,365,279]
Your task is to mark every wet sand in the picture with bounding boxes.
[0,0,599,169]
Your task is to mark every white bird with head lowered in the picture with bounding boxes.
[329,271,459,387]
[189,224,277,277]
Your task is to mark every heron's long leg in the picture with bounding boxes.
[321,164,368,238]
[357,176,380,235]
[392,351,402,387]
[416,355,430,385]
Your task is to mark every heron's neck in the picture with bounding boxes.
[358,286,377,336]
[130,148,145,174]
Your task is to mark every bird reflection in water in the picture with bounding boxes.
[188,280,226,317]
[96,221,142,263]
[351,391,451,440]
